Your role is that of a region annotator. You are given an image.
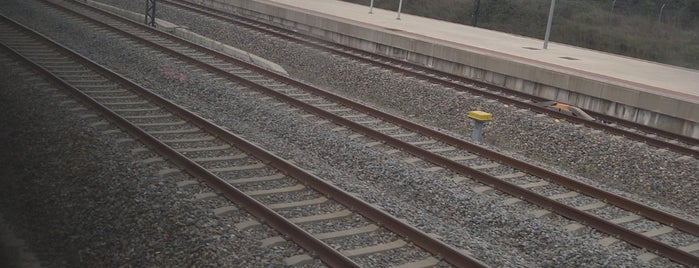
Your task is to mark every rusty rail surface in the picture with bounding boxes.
[42,2,699,266]
[164,0,699,158]
[3,9,487,267]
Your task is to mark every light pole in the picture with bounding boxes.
[471,0,481,26]
[610,0,616,23]
[369,0,374,14]
[543,0,556,49]
[397,0,403,20]
[658,2,668,23]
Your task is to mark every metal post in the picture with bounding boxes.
[396,0,403,20]
[471,121,485,142]
[609,0,616,23]
[145,0,156,27]
[543,0,556,49]
[471,0,481,26]
[658,2,667,23]
[369,0,374,14]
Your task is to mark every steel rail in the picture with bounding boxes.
[272,71,699,237]
[81,0,699,238]
[0,16,360,268]
[21,5,489,267]
[207,64,699,266]
[44,2,698,266]
[164,0,699,157]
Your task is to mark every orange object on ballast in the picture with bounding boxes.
[553,103,570,111]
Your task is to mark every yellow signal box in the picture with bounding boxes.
[468,111,492,121]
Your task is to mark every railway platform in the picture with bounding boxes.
[196,0,699,138]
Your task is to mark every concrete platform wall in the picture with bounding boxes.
[192,0,699,138]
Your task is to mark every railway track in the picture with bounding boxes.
[0,13,487,268]
[162,0,699,159]
[24,0,699,266]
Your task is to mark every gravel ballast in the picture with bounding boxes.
[0,28,298,268]
[112,0,699,219]
[0,0,694,267]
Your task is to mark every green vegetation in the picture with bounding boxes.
[342,0,699,69]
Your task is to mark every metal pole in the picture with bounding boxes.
[471,0,481,26]
[145,0,149,25]
[145,0,156,27]
[658,3,667,23]
[153,0,156,27]
[543,0,556,49]
[397,0,403,20]
[609,0,616,23]
[369,0,374,14]
[471,121,484,142]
